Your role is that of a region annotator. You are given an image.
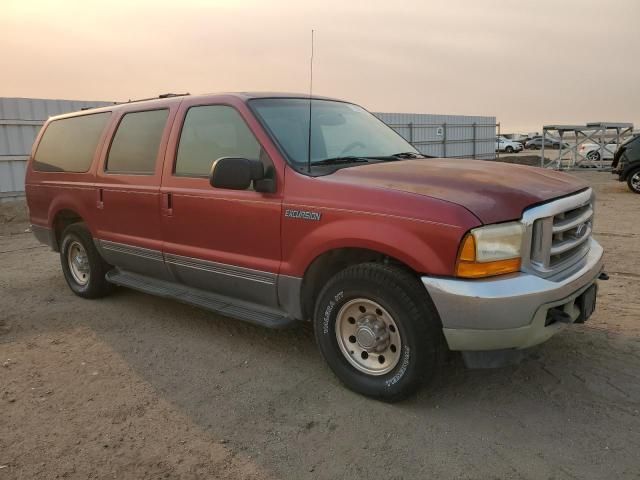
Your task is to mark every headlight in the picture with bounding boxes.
[456,222,524,278]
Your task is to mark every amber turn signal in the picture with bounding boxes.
[455,233,521,278]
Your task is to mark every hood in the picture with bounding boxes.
[328,159,588,224]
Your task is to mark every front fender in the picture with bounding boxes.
[281,214,465,277]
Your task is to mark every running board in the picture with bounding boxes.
[105,269,296,329]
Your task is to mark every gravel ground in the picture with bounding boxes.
[1,170,639,479]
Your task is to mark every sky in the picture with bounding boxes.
[2,0,639,132]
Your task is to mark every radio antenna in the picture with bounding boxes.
[307,29,314,173]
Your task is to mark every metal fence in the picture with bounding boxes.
[540,122,634,170]
[374,112,498,160]
[0,97,112,202]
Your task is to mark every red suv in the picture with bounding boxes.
[26,93,604,401]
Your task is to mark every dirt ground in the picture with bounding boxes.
[1,171,639,479]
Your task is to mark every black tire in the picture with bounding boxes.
[505,146,514,154]
[59,223,114,298]
[313,263,443,402]
[627,167,640,194]
[588,151,601,162]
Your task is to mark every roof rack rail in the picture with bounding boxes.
[80,102,117,111]
[158,92,190,99]
[118,93,191,105]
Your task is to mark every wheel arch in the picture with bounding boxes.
[46,191,97,251]
[298,246,420,321]
[50,208,85,252]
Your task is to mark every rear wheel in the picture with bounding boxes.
[60,223,114,298]
[313,263,443,402]
[587,151,601,162]
[627,167,640,194]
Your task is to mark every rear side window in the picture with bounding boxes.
[175,105,261,177]
[33,112,111,172]
[106,109,169,174]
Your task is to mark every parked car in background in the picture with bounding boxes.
[25,92,604,401]
[578,141,618,162]
[612,134,640,193]
[495,136,523,153]
[525,137,569,150]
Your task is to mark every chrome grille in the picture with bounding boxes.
[522,189,594,277]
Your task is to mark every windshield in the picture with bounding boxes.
[249,98,418,168]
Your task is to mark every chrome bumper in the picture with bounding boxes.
[422,239,604,351]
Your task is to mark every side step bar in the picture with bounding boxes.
[105,269,297,329]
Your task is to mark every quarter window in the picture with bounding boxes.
[33,112,111,172]
[106,109,169,174]
[175,105,261,177]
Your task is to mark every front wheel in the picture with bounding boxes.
[627,167,640,194]
[313,263,443,402]
[60,223,114,298]
[505,146,514,154]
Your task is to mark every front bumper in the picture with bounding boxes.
[422,239,604,351]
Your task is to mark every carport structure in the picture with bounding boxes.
[541,122,634,170]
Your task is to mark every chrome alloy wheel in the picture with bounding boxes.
[631,171,640,192]
[335,298,402,376]
[67,240,90,286]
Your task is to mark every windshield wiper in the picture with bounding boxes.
[312,152,428,167]
[354,152,428,162]
[389,152,425,159]
[313,156,371,166]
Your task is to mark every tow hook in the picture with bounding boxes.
[598,272,609,280]
[546,308,572,325]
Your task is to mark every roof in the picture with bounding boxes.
[45,92,346,122]
[230,92,341,101]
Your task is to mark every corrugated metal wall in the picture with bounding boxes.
[374,112,497,159]
[0,97,112,201]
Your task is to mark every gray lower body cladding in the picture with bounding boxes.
[93,239,304,323]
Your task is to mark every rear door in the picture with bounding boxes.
[160,98,283,307]
[93,103,178,279]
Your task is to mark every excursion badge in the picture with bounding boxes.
[284,209,322,221]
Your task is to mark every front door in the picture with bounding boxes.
[160,99,283,307]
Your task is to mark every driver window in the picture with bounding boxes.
[175,105,267,177]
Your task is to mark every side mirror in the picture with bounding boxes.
[210,157,269,191]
